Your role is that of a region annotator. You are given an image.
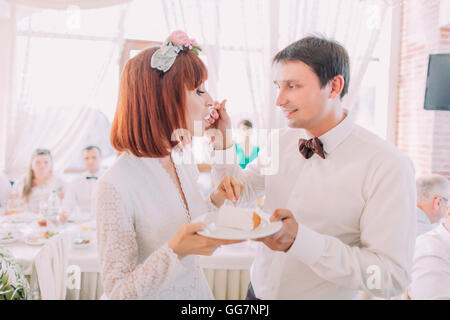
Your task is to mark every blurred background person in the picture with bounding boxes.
[416,174,450,236]
[235,119,259,169]
[64,145,104,213]
[11,148,65,213]
[409,201,450,299]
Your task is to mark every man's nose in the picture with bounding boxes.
[275,90,288,107]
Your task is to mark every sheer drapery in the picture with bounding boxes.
[268,0,391,128]
[1,0,393,178]
[4,2,129,179]
[5,0,132,10]
[161,0,390,130]
[161,0,269,129]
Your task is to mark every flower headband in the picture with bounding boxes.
[151,30,202,74]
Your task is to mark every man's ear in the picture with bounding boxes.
[329,75,345,99]
[433,196,442,210]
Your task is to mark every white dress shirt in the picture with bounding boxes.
[409,223,450,299]
[64,170,104,212]
[416,208,434,236]
[211,112,417,299]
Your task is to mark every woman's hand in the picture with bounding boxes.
[168,222,243,259]
[210,175,244,208]
[205,100,233,150]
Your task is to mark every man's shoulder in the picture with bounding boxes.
[351,125,412,169]
[352,125,399,155]
[415,228,447,258]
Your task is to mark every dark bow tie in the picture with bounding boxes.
[298,137,326,159]
[86,176,98,180]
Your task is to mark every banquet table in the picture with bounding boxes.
[1,212,256,300]
[0,212,103,299]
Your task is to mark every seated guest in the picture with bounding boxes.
[0,173,11,211]
[11,148,65,213]
[416,174,450,236]
[64,146,104,212]
[235,119,259,169]
[409,204,450,299]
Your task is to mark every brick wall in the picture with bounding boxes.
[396,0,450,179]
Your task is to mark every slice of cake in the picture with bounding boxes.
[217,205,261,231]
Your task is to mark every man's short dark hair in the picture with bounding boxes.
[239,119,253,129]
[273,36,350,98]
[84,145,102,156]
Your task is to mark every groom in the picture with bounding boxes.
[209,36,416,299]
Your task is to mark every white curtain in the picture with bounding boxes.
[0,0,15,173]
[1,0,394,177]
[268,0,391,128]
[160,0,391,130]
[6,0,132,10]
[160,0,269,129]
[3,1,129,179]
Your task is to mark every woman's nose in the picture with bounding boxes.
[205,93,213,107]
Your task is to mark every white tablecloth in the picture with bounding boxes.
[1,214,257,300]
[1,213,102,300]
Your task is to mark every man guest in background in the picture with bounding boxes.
[410,196,450,299]
[64,146,104,212]
[415,174,450,236]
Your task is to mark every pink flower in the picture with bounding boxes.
[170,30,190,46]
[189,38,198,47]
[169,30,199,48]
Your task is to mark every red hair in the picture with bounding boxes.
[111,46,207,158]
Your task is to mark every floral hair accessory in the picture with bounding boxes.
[151,30,202,74]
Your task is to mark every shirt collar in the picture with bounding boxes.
[416,208,431,224]
[306,109,355,155]
[83,169,102,178]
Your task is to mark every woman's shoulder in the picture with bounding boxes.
[99,152,137,184]
[98,152,161,191]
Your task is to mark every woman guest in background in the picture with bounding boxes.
[11,148,65,213]
[94,30,242,300]
[235,119,259,169]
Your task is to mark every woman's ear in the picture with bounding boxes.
[329,75,345,99]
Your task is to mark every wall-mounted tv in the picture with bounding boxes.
[424,53,450,111]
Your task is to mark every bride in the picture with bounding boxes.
[94,31,243,299]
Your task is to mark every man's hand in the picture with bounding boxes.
[255,209,298,252]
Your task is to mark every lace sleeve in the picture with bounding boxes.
[95,180,185,299]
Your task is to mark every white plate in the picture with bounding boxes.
[68,214,93,223]
[2,212,39,223]
[192,211,282,240]
[72,239,93,249]
[25,231,58,246]
[25,236,48,246]
[0,230,22,244]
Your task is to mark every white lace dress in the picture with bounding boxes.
[94,151,214,300]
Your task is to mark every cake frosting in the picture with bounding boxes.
[217,205,261,231]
